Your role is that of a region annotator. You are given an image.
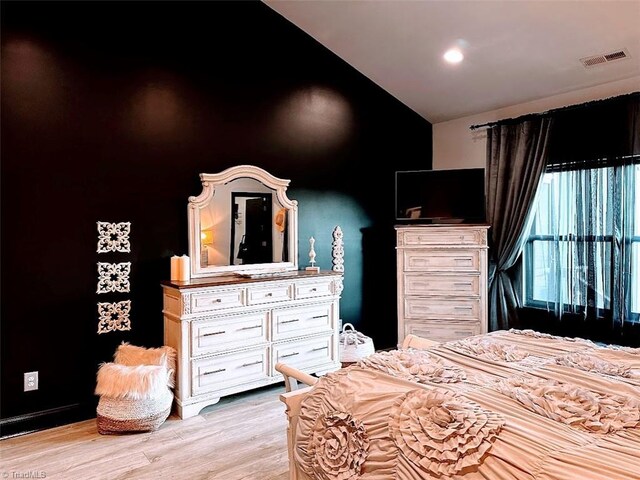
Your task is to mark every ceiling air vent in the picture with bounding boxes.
[580,49,630,68]
[604,50,627,61]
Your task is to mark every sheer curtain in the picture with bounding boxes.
[527,163,638,325]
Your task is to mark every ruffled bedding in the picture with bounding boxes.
[293,329,640,479]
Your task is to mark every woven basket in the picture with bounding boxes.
[96,388,173,435]
[95,343,177,435]
[339,323,375,363]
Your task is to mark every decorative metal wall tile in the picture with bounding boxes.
[97,300,131,334]
[97,221,131,253]
[97,262,131,294]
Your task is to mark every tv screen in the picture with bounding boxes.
[395,168,486,222]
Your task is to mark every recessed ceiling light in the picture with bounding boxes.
[444,48,464,64]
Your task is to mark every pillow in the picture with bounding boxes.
[114,342,176,373]
[95,363,171,400]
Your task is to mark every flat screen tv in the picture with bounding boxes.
[395,168,486,223]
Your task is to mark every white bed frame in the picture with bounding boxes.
[276,334,438,479]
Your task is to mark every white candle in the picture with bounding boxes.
[170,255,181,281]
[179,255,191,281]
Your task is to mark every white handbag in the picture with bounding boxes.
[339,323,375,363]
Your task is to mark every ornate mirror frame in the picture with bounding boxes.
[188,165,299,278]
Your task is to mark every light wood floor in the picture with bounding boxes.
[0,385,290,480]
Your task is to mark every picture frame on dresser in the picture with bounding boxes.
[163,166,342,418]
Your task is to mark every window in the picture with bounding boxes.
[633,164,640,314]
[524,163,639,323]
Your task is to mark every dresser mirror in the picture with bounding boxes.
[188,165,299,278]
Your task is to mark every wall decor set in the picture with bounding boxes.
[96,221,132,334]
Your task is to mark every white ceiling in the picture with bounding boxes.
[264,0,640,123]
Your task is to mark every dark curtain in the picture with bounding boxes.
[486,118,553,331]
[546,92,640,168]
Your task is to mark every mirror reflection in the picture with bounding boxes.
[198,178,288,267]
[188,165,298,278]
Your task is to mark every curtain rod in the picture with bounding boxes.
[469,91,639,131]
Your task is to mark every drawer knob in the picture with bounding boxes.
[310,288,317,292]
[211,298,222,304]
[280,352,299,358]
[265,293,273,297]
[454,282,472,287]
[454,306,473,311]
[312,346,328,352]
[240,360,264,368]
[238,325,262,331]
[203,368,226,376]
[311,315,327,320]
[281,319,299,324]
[203,330,226,337]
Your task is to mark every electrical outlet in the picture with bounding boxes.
[24,371,38,392]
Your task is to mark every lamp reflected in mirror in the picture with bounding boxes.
[200,229,214,267]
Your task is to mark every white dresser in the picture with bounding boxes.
[162,271,342,418]
[396,225,489,346]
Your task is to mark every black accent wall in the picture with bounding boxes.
[1,0,432,433]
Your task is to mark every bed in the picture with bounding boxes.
[277,329,640,480]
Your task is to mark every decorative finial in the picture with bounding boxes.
[305,236,320,272]
[308,236,316,267]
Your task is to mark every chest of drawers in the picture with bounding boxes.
[396,225,489,346]
[163,271,342,418]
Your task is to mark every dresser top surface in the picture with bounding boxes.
[162,270,341,290]
[395,224,490,230]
